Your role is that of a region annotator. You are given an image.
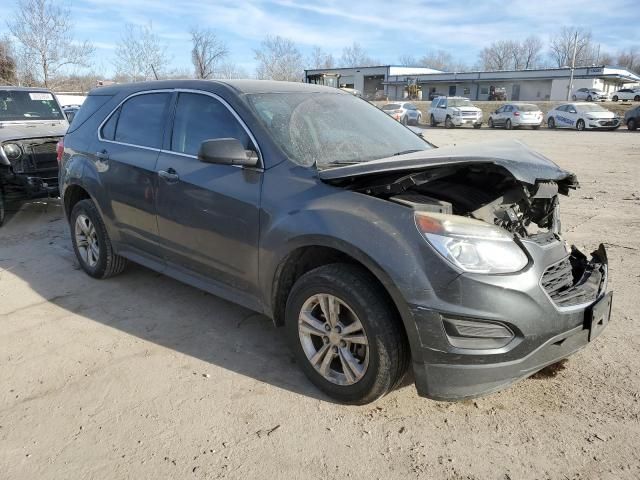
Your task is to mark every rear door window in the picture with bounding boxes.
[112,93,171,149]
[170,92,251,156]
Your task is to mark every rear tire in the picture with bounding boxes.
[547,117,556,129]
[505,119,512,130]
[401,116,408,126]
[628,118,637,131]
[576,119,585,131]
[70,199,127,279]
[572,95,577,101]
[488,118,494,128]
[430,114,437,127]
[587,95,593,102]
[612,95,619,102]
[532,125,540,130]
[473,123,481,129]
[285,264,409,405]
[635,95,640,102]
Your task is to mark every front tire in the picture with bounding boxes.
[445,116,454,129]
[628,118,637,131]
[572,95,577,101]
[635,95,640,102]
[401,116,408,126]
[547,117,556,129]
[488,118,494,128]
[612,95,619,102]
[576,119,586,131]
[0,188,5,227]
[70,199,127,279]
[587,95,593,102]
[285,264,408,405]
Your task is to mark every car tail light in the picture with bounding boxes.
[56,139,64,164]
[513,111,520,116]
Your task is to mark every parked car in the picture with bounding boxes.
[62,104,81,122]
[428,96,482,128]
[381,102,422,125]
[624,105,640,130]
[611,88,640,102]
[571,88,609,102]
[0,86,68,226]
[59,80,612,404]
[546,103,620,131]
[488,103,543,129]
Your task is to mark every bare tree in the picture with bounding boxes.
[548,27,595,67]
[417,50,467,71]
[7,0,93,88]
[190,27,228,79]
[398,54,417,67]
[254,35,303,81]
[518,36,543,70]
[617,46,639,74]
[0,36,17,84]
[480,40,518,71]
[340,42,377,67]
[309,46,335,69]
[113,23,171,82]
[215,61,248,79]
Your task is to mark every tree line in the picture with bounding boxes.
[0,0,638,92]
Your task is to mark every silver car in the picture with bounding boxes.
[572,88,609,102]
[488,103,543,129]
[381,102,422,125]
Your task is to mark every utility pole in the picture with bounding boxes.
[567,31,578,101]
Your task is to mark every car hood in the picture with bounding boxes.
[318,140,576,186]
[0,120,68,142]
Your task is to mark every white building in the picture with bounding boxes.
[304,65,640,101]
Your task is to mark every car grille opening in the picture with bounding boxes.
[541,256,602,308]
[10,139,60,187]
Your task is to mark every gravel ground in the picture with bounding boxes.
[1,128,639,479]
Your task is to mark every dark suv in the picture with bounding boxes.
[59,80,612,404]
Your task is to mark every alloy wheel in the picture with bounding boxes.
[75,214,100,267]
[298,293,369,386]
[576,119,585,131]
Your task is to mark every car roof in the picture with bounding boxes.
[434,96,469,100]
[0,86,53,93]
[89,79,344,96]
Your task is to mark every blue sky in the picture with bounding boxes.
[2,0,638,76]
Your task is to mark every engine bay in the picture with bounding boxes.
[326,163,578,239]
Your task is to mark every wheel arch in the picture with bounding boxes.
[269,237,418,355]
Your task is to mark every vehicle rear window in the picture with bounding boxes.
[113,93,171,148]
[68,94,112,132]
[382,104,401,110]
[517,104,539,112]
[170,93,251,156]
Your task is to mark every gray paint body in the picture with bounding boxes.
[59,80,609,400]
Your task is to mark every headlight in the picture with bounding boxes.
[586,116,595,120]
[2,143,22,161]
[415,212,528,274]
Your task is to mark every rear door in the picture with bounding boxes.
[154,91,262,298]
[96,91,172,258]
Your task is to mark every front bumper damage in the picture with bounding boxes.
[410,243,611,401]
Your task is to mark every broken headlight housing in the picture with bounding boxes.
[2,143,22,161]
[415,212,529,274]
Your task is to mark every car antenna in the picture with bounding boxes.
[150,64,159,80]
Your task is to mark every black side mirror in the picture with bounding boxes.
[198,138,259,167]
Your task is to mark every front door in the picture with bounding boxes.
[95,91,172,258]
[155,91,262,298]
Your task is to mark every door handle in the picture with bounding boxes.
[158,168,179,183]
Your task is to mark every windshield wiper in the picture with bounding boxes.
[392,149,422,156]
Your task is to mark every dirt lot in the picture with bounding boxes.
[1,128,639,479]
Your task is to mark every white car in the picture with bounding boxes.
[611,88,640,102]
[381,102,422,125]
[487,103,543,129]
[428,96,482,128]
[572,88,609,102]
[546,103,620,131]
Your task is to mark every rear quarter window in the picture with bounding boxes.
[67,94,113,133]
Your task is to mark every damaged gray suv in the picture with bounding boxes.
[59,80,612,404]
